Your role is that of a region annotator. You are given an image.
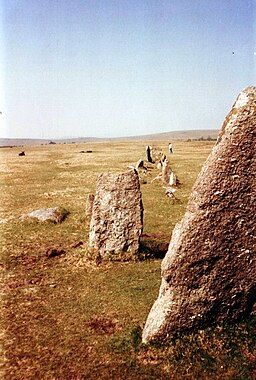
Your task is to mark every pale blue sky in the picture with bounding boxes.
[0,0,255,139]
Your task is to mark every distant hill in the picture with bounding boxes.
[114,129,219,141]
[0,129,219,147]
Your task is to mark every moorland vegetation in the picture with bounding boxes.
[1,141,255,379]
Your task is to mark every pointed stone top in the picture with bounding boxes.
[233,86,256,108]
[218,86,256,143]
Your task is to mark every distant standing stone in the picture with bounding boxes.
[142,86,256,344]
[85,194,95,217]
[156,162,162,171]
[89,169,143,260]
[146,146,153,163]
[169,172,178,186]
[162,158,171,185]
[135,159,144,170]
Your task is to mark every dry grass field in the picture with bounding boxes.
[1,141,255,379]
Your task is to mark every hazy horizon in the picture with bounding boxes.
[0,128,220,142]
[1,1,255,139]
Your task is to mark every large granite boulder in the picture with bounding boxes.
[89,169,143,260]
[142,87,256,343]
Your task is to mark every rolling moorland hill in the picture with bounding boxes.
[0,129,218,147]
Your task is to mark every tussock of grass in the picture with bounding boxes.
[1,141,255,379]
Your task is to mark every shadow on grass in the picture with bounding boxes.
[139,233,169,260]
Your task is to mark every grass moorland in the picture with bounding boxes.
[0,141,255,380]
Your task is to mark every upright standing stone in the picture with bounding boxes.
[89,169,143,260]
[142,87,256,343]
[156,162,162,171]
[162,158,171,185]
[135,159,145,170]
[146,146,153,163]
[85,194,95,217]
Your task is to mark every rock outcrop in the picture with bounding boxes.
[89,169,143,260]
[142,87,256,343]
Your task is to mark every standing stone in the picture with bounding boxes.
[135,159,145,170]
[156,162,162,171]
[169,172,176,186]
[146,146,153,163]
[169,172,180,187]
[85,194,95,217]
[162,158,171,185]
[89,169,143,260]
[142,87,256,344]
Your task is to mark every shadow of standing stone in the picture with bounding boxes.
[88,169,143,261]
[142,86,256,344]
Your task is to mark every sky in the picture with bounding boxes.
[0,0,255,139]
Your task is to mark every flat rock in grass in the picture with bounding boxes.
[21,207,69,223]
[89,169,143,260]
[142,86,256,344]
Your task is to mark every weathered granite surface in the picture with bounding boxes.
[142,87,256,343]
[89,169,143,260]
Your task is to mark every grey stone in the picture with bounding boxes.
[135,159,145,170]
[156,162,162,171]
[85,194,95,217]
[21,207,69,223]
[169,172,176,186]
[146,146,153,163]
[162,158,171,185]
[142,87,256,343]
[165,186,177,199]
[89,169,143,260]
